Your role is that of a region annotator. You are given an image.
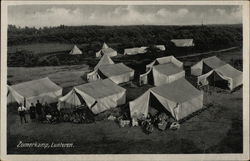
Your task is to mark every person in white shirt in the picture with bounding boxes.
[18,103,28,124]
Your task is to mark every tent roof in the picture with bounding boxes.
[153,63,183,75]
[99,63,134,77]
[69,45,82,55]
[203,56,227,69]
[11,77,62,98]
[215,64,242,79]
[155,45,166,50]
[102,42,109,49]
[155,56,173,64]
[100,48,116,55]
[74,79,125,99]
[151,78,202,103]
[171,39,194,47]
[124,47,147,54]
[94,54,115,70]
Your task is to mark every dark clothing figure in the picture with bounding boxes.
[18,105,27,124]
[29,105,36,120]
[36,102,43,120]
[44,103,51,115]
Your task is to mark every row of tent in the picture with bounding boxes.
[7,77,203,121]
[69,39,194,56]
[7,54,242,122]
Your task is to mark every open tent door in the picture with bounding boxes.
[207,71,230,90]
[149,92,172,118]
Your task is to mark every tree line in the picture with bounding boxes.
[8,24,242,51]
[7,24,242,67]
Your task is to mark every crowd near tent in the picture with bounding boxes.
[139,56,185,86]
[7,77,62,109]
[96,42,117,58]
[58,79,126,114]
[87,54,134,84]
[155,45,166,51]
[130,78,203,121]
[124,47,148,55]
[69,45,82,55]
[171,39,195,47]
[191,56,242,90]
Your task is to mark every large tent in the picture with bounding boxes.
[96,43,117,58]
[171,39,195,47]
[58,79,126,114]
[87,54,134,84]
[191,56,242,90]
[139,56,185,86]
[130,78,203,121]
[124,47,148,55]
[7,77,62,109]
[69,45,82,55]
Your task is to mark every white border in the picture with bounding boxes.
[1,1,249,161]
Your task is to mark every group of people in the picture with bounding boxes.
[18,100,57,124]
[132,113,177,134]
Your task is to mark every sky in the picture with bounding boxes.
[8,5,242,28]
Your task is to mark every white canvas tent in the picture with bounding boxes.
[130,78,203,121]
[102,42,109,49]
[87,54,134,84]
[155,45,166,51]
[7,77,62,109]
[93,53,115,70]
[69,45,82,55]
[58,79,126,114]
[124,47,148,55]
[139,56,185,86]
[191,56,242,90]
[171,39,195,47]
[96,48,117,58]
[96,43,117,58]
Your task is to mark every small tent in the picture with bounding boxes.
[69,45,82,55]
[7,77,62,109]
[87,54,134,84]
[139,56,185,86]
[124,47,148,55]
[191,56,242,90]
[96,43,117,58]
[58,79,126,114]
[102,42,109,49]
[155,45,166,51]
[93,53,115,70]
[96,48,117,58]
[171,39,195,47]
[130,78,203,121]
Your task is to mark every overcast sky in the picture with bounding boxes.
[8,5,242,28]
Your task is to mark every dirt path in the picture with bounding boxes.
[177,46,239,59]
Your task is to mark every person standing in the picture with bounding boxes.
[44,102,51,115]
[18,103,27,124]
[29,103,36,121]
[36,100,43,121]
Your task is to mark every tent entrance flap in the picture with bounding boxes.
[149,93,172,117]
[207,72,230,90]
[147,72,154,85]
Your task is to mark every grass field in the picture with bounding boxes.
[7,48,243,154]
